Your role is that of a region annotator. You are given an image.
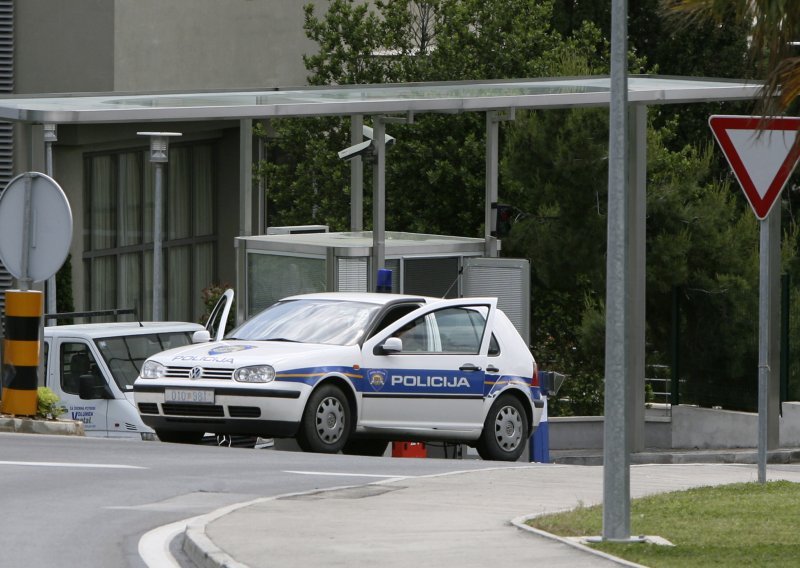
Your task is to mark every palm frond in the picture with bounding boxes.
[663,0,800,115]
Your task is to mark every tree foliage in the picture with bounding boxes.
[663,0,800,114]
[262,0,606,236]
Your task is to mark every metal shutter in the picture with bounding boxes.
[463,257,530,345]
[403,257,459,298]
[0,0,12,327]
[336,257,367,292]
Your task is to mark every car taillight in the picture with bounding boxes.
[531,364,539,387]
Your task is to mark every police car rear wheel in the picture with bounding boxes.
[476,396,527,461]
[297,384,350,453]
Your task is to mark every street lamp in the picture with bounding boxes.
[43,124,58,319]
[138,131,181,321]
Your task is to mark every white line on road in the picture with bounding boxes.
[284,470,412,478]
[0,460,145,469]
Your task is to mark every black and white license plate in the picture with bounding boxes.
[165,388,214,404]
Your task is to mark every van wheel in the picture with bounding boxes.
[342,439,389,457]
[296,384,350,453]
[476,395,527,462]
[156,430,204,444]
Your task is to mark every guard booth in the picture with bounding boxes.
[235,230,530,342]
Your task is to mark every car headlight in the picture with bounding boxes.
[233,365,275,383]
[140,360,167,379]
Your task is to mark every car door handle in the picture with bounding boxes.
[459,363,482,372]
[486,365,499,373]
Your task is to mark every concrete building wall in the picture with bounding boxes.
[113,0,325,91]
[17,0,327,94]
[16,0,114,93]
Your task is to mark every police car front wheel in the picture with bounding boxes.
[297,384,351,453]
[476,395,527,461]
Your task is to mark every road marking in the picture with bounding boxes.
[284,470,412,479]
[0,460,145,469]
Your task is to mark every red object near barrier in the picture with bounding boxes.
[392,441,427,458]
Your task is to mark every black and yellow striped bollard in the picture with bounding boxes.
[1,290,43,416]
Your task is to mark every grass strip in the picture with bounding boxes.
[527,480,800,567]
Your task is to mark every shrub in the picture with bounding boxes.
[37,387,67,420]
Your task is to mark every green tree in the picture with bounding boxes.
[553,0,753,151]
[663,0,800,114]
[260,0,606,235]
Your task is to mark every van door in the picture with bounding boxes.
[53,339,110,434]
[205,289,234,341]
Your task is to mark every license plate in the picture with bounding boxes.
[165,388,214,404]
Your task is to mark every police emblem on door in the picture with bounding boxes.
[369,370,387,391]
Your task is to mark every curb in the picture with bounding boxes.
[0,415,84,436]
[184,520,248,568]
[511,512,649,568]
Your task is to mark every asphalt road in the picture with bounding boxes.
[0,433,511,567]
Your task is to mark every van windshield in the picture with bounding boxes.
[227,299,381,345]
[95,332,194,390]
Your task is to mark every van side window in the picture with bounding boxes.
[60,343,99,395]
[41,341,49,387]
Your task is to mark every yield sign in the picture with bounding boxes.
[709,115,800,219]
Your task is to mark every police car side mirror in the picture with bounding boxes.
[192,330,211,343]
[376,337,403,355]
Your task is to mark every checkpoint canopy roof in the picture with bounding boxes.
[0,75,762,124]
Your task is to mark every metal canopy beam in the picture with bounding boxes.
[0,76,761,125]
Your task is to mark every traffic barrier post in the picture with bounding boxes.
[1,290,43,416]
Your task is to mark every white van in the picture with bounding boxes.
[42,321,205,438]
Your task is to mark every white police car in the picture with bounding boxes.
[133,292,543,461]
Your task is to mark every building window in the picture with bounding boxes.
[84,143,217,322]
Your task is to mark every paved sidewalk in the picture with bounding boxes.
[182,460,800,568]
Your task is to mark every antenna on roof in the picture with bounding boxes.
[441,267,463,299]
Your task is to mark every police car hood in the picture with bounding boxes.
[154,340,349,368]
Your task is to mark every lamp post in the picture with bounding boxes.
[43,124,58,319]
[138,132,181,321]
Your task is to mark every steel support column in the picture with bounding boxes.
[240,119,253,237]
[602,0,631,541]
[350,115,364,232]
[371,118,386,290]
[485,112,500,257]
[627,105,647,453]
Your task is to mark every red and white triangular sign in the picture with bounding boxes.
[709,115,800,220]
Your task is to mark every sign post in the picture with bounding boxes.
[710,115,800,483]
[0,172,72,415]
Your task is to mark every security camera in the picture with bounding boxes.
[337,139,374,161]
[362,125,396,147]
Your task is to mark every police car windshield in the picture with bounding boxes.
[227,299,382,345]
